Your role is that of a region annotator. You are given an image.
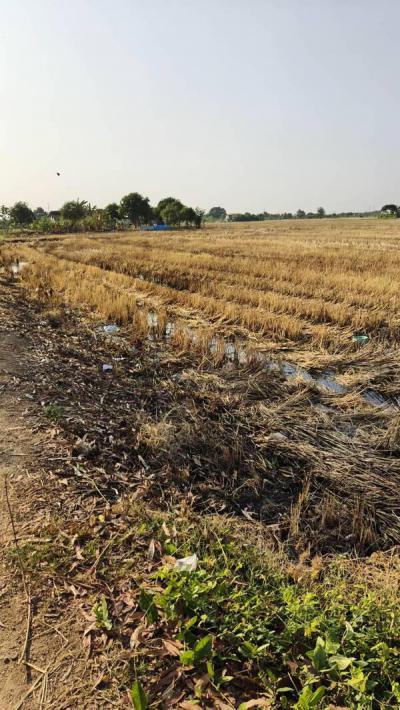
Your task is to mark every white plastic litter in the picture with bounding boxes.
[101,324,119,334]
[175,553,198,572]
[11,261,28,275]
[102,364,113,372]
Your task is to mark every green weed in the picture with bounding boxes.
[146,525,400,708]
[93,596,113,631]
[43,402,63,423]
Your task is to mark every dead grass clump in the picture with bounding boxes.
[137,418,177,451]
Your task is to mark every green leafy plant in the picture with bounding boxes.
[44,402,63,423]
[92,596,112,631]
[150,525,400,708]
[180,634,213,667]
[130,679,148,710]
[139,588,159,624]
[294,685,326,709]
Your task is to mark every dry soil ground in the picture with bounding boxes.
[0,283,84,709]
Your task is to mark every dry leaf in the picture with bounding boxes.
[130,625,145,649]
[75,544,84,560]
[162,521,171,537]
[82,633,92,660]
[147,538,155,561]
[120,591,138,608]
[162,638,184,656]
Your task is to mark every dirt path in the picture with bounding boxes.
[0,295,83,708]
[0,333,34,708]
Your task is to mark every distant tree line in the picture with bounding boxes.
[0,197,386,233]
[205,205,381,222]
[0,193,204,233]
[227,207,327,221]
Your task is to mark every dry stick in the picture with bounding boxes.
[4,473,27,595]
[24,661,46,674]
[19,594,33,665]
[4,473,32,667]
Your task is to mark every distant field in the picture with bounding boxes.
[12,219,400,349]
[1,216,399,418]
[7,217,400,378]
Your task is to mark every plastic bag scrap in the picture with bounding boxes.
[175,553,198,572]
[100,324,119,334]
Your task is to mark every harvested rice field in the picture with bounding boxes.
[2,217,400,548]
[6,218,400,395]
[2,219,400,708]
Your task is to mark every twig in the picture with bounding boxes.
[4,473,28,595]
[39,669,49,709]
[18,590,32,665]
[24,660,46,674]
[4,473,33,667]
[42,621,69,643]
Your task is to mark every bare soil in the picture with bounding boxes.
[0,289,83,709]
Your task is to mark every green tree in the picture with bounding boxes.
[104,203,120,227]
[296,209,306,218]
[120,192,151,227]
[32,216,53,234]
[381,204,399,216]
[82,209,108,232]
[104,203,120,220]
[61,199,88,224]
[0,205,10,226]
[158,198,186,226]
[180,206,197,226]
[317,206,325,217]
[161,201,183,226]
[9,201,34,226]
[194,208,205,228]
[157,197,183,214]
[207,206,226,220]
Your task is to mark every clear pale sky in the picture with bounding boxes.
[1,0,399,213]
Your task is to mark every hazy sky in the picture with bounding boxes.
[1,0,400,213]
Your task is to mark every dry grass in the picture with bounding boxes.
[3,221,400,546]
[3,218,400,390]
[2,218,400,408]
[36,218,400,343]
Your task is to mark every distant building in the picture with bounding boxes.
[49,210,61,221]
